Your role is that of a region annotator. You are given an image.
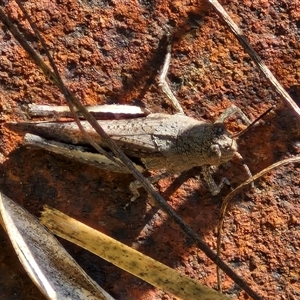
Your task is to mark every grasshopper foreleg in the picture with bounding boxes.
[202,165,232,195]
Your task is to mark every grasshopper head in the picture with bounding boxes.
[206,123,237,165]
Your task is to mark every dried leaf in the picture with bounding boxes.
[0,192,114,300]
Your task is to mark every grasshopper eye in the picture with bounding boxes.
[213,123,225,134]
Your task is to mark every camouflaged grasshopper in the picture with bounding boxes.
[7,48,253,200]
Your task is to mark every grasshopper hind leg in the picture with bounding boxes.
[158,44,185,115]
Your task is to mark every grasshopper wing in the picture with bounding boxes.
[6,113,200,157]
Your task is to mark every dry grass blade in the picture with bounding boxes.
[0,192,114,300]
[207,0,300,118]
[41,205,231,300]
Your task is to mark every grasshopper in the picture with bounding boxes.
[6,47,253,200]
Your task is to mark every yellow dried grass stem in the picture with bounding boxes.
[41,205,230,300]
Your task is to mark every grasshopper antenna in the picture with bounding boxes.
[232,106,273,139]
